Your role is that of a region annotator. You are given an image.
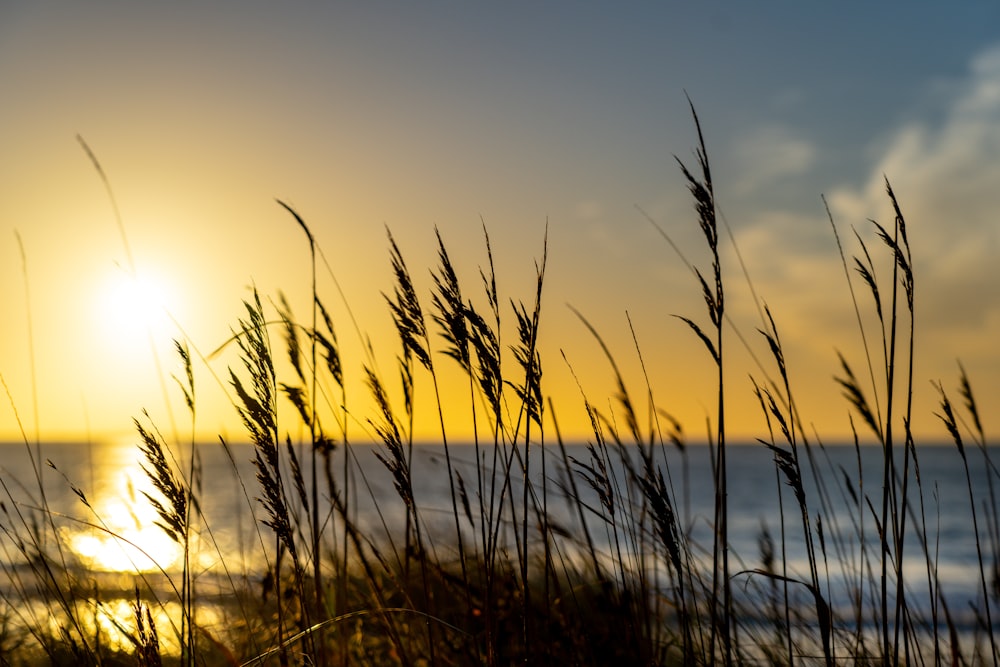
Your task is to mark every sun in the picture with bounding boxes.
[94,264,178,353]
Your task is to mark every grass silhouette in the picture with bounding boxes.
[0,106,998,665]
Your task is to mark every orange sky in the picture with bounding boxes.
[2,4,999,446]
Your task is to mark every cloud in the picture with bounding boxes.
[729,125,817,196]
[827,44,1000,331]
[711,41,1000,404]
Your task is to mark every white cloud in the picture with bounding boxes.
[827,44,1000,331]
[729,125,817,196]
[710,41,1000,409]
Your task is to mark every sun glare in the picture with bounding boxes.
[94,265,178,353]
[67,452,184,573]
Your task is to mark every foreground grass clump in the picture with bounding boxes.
[1,107,998,666]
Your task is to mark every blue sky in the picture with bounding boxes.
[1,3,998,443]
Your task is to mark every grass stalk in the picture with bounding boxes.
[4,101,1000,666]
[675,100,730,665]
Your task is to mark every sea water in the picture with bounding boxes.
[1,439,995,629]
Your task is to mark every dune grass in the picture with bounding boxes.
[1,106,999,665]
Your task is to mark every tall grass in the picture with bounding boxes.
[1,106,998,665]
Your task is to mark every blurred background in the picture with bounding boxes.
[2,2,998,444]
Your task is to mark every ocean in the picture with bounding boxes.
[1,439,996,629]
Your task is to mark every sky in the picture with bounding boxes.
[1,3,999,446]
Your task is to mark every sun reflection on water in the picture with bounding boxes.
[66,443,183,573]
[24,596,198,659]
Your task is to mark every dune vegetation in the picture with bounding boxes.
[1,107,998,666]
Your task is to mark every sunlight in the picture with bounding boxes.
[67,452,184,573]
[28,597,186,658]
[94,265,178,353]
